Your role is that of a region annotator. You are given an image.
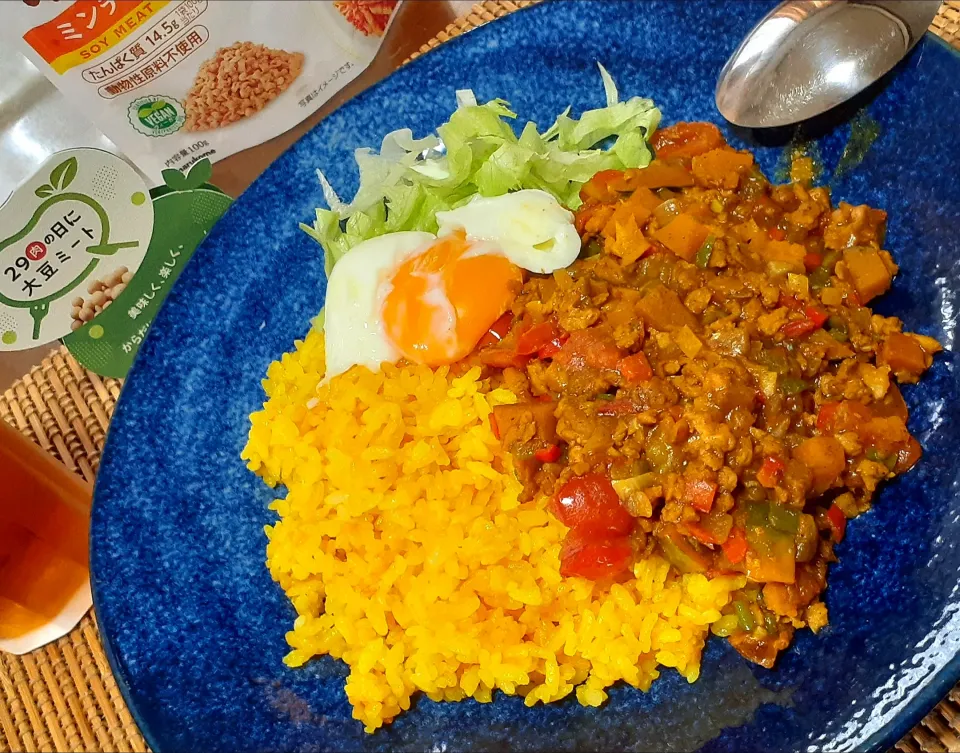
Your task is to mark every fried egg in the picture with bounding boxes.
[323,190,580,378]
[323,231,434,379]
[436,189,580,274]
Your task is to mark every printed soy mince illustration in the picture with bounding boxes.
[64,158,232,377]
[0,148,153,351]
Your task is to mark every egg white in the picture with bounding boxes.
[435,189,580,274]
[323,231,435,379]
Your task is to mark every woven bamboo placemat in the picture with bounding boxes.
[1,2,958,751]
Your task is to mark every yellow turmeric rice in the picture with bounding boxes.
[242,327,745,733]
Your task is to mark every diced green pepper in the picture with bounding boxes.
[745,527,797,583]
[745,501,771,528]
[595,392,616,401]
[734,600,756,632]
[794,513,819,563]
[763,611,779,634]
[710,613,742,637]
[821,250,843,270]
[866,447,884,462]
[826,315,849,342]
[779,376,812,395]
[768,504,800,534]
[657,527,710,574]
[809,267,832,290]
[695,236,715,269]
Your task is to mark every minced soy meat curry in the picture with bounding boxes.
[458,122,940,668]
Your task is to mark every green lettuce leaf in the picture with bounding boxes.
[302,64,661,273]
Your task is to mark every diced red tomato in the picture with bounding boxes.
[477,312,513,348]
[804,305,829,328]
[817,400,873,435]
[767,227,786,242]
[778,292,802,310]
[559,531,633,580]
[552,473,634,536]
[595,399,641,417]
[554,330,621,370]
[479,348,530,370]
[537,334,568,359]
[686,479,718,513]
[535,444,562,463]
[896,436,923,473]
[516,319,563,356]
[756,455,785,488]
[816,401,841,433]
[781,305,829,339]
[803,252,823,271]
[687,523,721,546]
[781,319,819,339]
[826,503,847,543]
[722,527,748,564]
[617,352,653,383]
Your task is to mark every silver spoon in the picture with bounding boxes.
[715,0,941,129]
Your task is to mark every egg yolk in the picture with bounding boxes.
[382,231,522,366]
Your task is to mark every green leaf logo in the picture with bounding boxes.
[34,184,54,198]
[50,157,78,191]
[184,159,212,190]
[161,169,189,191]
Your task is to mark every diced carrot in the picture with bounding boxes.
[842,248,893,303]
[637,285,699,332]
[879,333,928,376]
[579,169,631,204]
[768,227,786,242]
[617,352,653,383]
[794,436,846,493]
[628,161,695,189]
[803,252,823,271]
[651,122,726,159]
[603,212,652,264]
[630,187,663,213]
[691,148,754,189]
[653,214,711,261]
[761,239,806,267]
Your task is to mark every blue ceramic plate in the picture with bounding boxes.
[91,1,960,750]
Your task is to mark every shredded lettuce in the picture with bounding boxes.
[301,64,661,276]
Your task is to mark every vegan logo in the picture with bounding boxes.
[129,95,186,137]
